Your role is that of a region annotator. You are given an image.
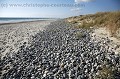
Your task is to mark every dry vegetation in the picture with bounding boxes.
[96,65,114,79]
[66,11,120,36]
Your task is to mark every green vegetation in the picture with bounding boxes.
[66,11,120,36]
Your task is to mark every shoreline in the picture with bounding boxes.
[0,19,57,25]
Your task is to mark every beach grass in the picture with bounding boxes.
[66,11,120,36]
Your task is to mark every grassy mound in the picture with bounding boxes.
[66,11,120,36]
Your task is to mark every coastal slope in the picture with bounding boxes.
[0,20,120,79]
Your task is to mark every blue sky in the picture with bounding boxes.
[0,0,120,18]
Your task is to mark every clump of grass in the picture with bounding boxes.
[96,65,120,79]
[80,21,94,29]
[75,32,86,39]
[71,20,78,24]
[106,11,120,36]
[97,65,114,79]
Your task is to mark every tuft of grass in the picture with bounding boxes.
[79,21,94,29]
[75,32,86,39]
[98,66,114,79]
[96,65,120,79]
[106,11,120,36]
[71,20,78,24]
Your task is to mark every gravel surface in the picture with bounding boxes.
[0,20,120,79]
[0,21,52,58]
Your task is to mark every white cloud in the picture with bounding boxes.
[75,0,94,3]
[71,8,82,12]
[70,8,82,14]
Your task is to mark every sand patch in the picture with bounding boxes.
[94,27,120,54]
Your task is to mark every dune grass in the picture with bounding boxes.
[66,11,120,36]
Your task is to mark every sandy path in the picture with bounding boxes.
[0,20,53,58]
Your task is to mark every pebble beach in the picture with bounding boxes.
[0,20,120,79]
[0,21,52,58]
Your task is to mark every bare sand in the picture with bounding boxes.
[0,20,54,58]
[94,27,120,54]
